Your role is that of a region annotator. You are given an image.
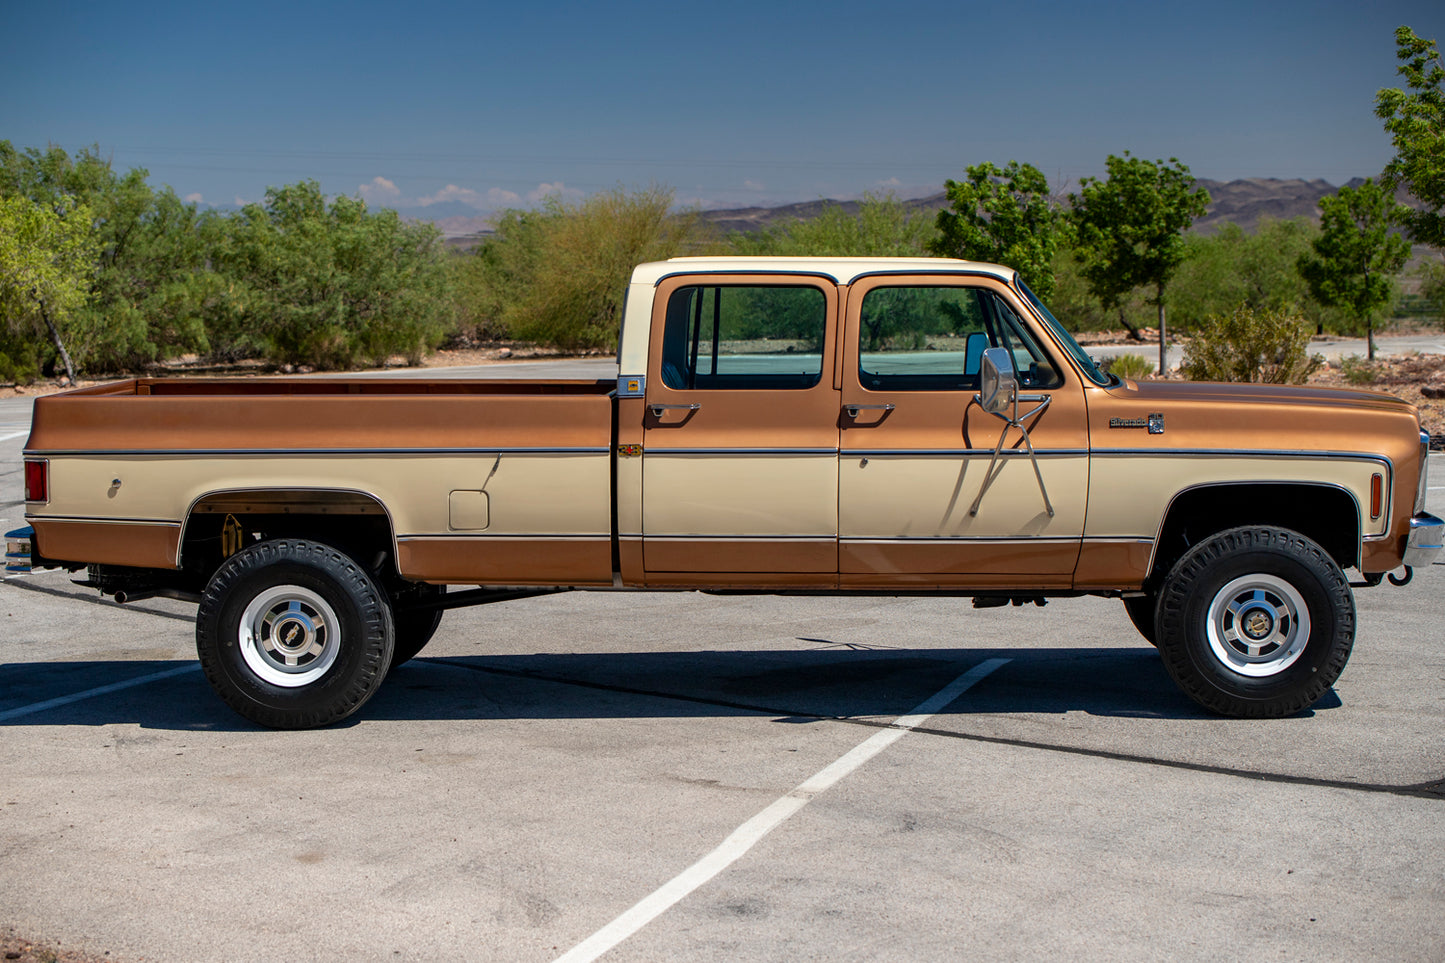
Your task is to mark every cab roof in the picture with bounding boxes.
[630,256,1016,287]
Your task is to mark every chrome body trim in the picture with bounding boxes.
[1094,448,1395,467]
[1147,480,1369,576]
[1417,431,1431,514]
[844,448,1089,458]
[395,533,609,541]
[26,447,611,457]
[179,487,399,571]
[643,448,838,456]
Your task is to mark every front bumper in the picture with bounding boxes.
[1403,513,1444,568]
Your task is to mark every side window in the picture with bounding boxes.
[857,285,1061,391]
[660,285,826,390]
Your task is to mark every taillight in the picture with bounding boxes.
[24,459,48,503]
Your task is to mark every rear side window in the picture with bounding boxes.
[660,285,826,390]
[857,285,1061,391]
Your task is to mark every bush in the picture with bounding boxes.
[734,192,936,257]
[206,183,454,369]
[1103,353,1155,380]
[1340,355,1378,385]
[465,186,715,351]
[1180,304,1321,384]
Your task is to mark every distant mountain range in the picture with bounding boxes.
[693,177,1384,238]
[430,176,1408,246]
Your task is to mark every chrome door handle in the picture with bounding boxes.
[649,402,701,417]
[844,403,895,418]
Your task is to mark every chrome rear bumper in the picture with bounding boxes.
[1403,513,1444,568]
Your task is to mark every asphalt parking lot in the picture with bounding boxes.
[2,395,1442,962]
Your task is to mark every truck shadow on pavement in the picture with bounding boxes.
[0,645,1340,730]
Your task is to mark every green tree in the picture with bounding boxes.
[731,192,934,257]
[0,142,211,370]
[208,181,453,369]
[1297,180,1411,360]
[0,194,99,383]
[1169,217,1347,333]
[1376,26,1445,249]
[1069,153,1211,373]
[928,161,1064,299]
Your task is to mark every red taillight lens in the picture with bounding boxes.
[24,460,47,503]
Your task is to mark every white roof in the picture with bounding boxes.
[629,256,1016,287]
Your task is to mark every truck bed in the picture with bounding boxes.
[27,377,616,452]
[24,378,618,584]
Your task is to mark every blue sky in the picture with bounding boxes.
[2,0,1442,217]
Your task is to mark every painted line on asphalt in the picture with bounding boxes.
[0,430,29,443]
[552,657,1010,963]
[0,664,202,723]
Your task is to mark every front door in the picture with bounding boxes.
[641,274,840,581]
[837,274,1089,588]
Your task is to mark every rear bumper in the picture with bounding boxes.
[1403,513,1444,568]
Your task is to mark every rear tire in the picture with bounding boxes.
[196,539,394,729]
[1156,526,1354,718]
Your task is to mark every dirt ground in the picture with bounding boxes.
[0,927,119,963]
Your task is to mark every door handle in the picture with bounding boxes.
[649,402,701,418]
[844,403,895,418]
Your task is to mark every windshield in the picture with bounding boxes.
[1014,277,1112,387]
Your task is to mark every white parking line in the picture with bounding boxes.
[553,657,1011,963]
[0,664,201,722]
[0,430,29,443]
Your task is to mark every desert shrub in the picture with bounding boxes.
[734,192,936,257]
[1104,353,1155,379]
[1340,355,1378,385]
[1180,304,1321,384]
[474,186,715,351]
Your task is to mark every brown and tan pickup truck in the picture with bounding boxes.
[8,257,1442,728]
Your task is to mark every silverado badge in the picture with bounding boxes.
[1110,413,1165,434]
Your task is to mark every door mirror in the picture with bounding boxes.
[978,347,1017,414]
[963,332,988,378]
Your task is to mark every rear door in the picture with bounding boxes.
[641,274,840,580]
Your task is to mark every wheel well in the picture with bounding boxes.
[181,490,397,588]
[1149,483,1359,584]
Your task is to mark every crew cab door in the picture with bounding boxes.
[640,274,839,580]
[837,274,1088,587]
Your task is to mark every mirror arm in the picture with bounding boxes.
[967,393,1055,518]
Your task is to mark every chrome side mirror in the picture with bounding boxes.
[978,347,1017,415]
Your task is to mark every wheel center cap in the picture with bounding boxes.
[1242,609,1274,640]
[274,617,312,652]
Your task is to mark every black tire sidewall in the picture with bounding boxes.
[197,540,394,728]
[390,583,445,670]
[1158,527,1354,716]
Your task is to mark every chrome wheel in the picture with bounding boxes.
[238,584,342,687]
[1204,573,1311,678]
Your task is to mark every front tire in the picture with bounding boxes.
[1156,527,1354,718]
[389,583,445,671]
[1123,593,1158,646]
[196,539,394,729]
